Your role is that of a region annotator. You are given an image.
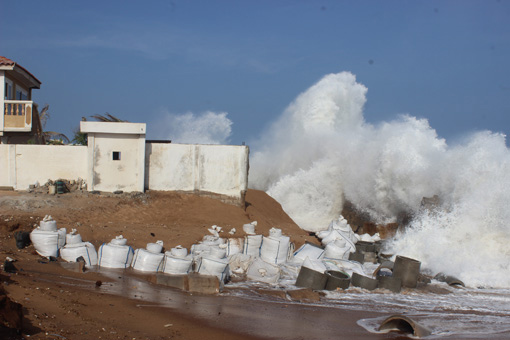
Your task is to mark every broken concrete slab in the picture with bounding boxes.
[154,274,189,291]
[188,273,220,294]
[59,261,86,273]
[152,273,221,294]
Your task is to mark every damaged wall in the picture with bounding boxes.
[0,144,87,189]
[145,143,249,203]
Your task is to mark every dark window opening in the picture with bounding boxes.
[113,151,121,161]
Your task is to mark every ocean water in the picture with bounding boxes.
[249,71,510,289]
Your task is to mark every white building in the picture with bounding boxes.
[0,56,43,144]
[0,58,249,205]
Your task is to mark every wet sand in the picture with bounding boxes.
[7,262,392,340]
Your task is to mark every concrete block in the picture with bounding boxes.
[59,261,86,273]
[187,273,220,294]
[154,274,189,291]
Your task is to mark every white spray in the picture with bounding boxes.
[250,71,510,288]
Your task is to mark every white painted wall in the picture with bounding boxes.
[88,134,145,192]
[0,144,87,189]
[0,145,12,186]
[146,143,249,200]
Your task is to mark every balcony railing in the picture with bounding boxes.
[4,100,33,131]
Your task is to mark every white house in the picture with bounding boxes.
[0,56,43,144]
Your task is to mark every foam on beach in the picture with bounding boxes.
[249,71,510,288]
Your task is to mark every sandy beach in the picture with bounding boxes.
[1,190,509,340]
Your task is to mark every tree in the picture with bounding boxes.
[90,113,128,122]
[33,104,70,144]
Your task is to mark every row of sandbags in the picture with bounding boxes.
[30,215,385,289]
[28,217,294,284]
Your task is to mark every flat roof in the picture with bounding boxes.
[80,121,146,135]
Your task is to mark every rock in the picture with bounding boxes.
[14,231,31,249]
[3,260,17,274]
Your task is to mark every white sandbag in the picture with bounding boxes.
[246,258,281,284]
[98,237,134,268]
[39,215,57,231]
[228,253,253,274]
[242,221,257,235]
[170,245,188,258]
[269,227,282,239]
[209,245,227,259]
[131,249,164,272]
[161,252,193,275]
[146,240,164,254]
[302,257,327,273]
[30,227,66,258]
[321,230,356,253]
[66,229,83,244]
[225,238,244,256]
[260,236,290,265]
[202,235,225,246]
[110,235,128,246]
[61,242,98,267]
[328,217,358,244]
[191,243,212,258]
[197,256,229,282]
[243,235,263,257]
[293,243,325,263]
[324,239,352,260]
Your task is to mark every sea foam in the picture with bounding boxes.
[250,71,510,288]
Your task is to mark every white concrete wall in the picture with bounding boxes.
[0,145,12,186]
[88,133,145,192]
[146,143,249,200]
[0,144,87,189]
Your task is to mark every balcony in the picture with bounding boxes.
[3,100,32,131]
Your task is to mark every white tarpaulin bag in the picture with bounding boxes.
[161,252,193,275]
[225,238,244,256]
[60,229,98,267]
[324,239,352,260]
[61,242,98,267]
[246,258,281,284]
[243,235,263,257]
[131,241,165,272]
[30,217,66,258]
[98,235,134,268]
[228,253,253,275]
[260,235,290,265]
[197,256,229,282]
[293,242,325,264]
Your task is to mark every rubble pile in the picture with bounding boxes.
[29,178,87,194]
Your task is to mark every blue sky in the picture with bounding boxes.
[2,0,509,145]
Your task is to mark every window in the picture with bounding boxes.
[113,151,121,161]
[5,80,12,100]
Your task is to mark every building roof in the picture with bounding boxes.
[0,56,42,88]
[0,56,15,67]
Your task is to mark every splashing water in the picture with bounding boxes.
[250,71,510,288]
[151,110,232,144]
